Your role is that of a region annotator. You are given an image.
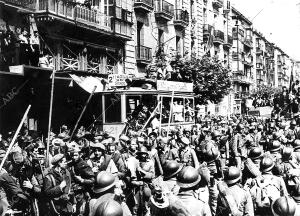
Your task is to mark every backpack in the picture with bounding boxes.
[252,176,281,208]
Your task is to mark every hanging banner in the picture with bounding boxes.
[69,74,106,93]
[157,80,193,92]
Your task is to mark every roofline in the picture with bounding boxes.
[232,7,252,26]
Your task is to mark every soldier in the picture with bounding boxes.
[178,137,199,169]
[291,184,300,215]
[231,124,246,170]
[44,154,73,216]
[293,139,300,163]
[161,160,182,196]
[216,166,254,216]
[285,120,297,146]
[89,171,131,216]
[251,156,288,215]
[176,166,211,216]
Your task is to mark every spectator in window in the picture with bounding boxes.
[19,28,30,65]
[30,31,40,66]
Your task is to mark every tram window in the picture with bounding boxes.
[184,98,194,122]
[173,98,184,122]
[104,94,121,123]
[161,97,171,124]
[126,96,141,118]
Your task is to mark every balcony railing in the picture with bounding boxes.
[134,0,154,12]
[37,0,112,32]
[235,91,250,99]
[136,45,152,64]
[224,35,233,48]
[155,0,174,21]
[232,74,253,84]
[174,9,189,27]
[243,36,253,48]
[213,30,224,44]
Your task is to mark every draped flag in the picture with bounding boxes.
[69,74,106,93]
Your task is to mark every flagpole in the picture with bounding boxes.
[46,70,55,168]
[141,101,162,131]
[0,105,31,171]
[69,86,97,141]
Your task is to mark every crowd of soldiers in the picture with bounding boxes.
[2,114,300,216]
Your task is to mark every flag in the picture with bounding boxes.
[204,26,214,56]
[69,74,105,93]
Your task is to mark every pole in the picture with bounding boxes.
[46,70,55,168]
[159,96,163,135]
[167,91,175,135]
[0,105,31,171]
[69,86,97,141]
[141,101,162,131]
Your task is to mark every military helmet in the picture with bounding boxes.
[291,120,297,126]
[93,171,115,194]
[163,160,183,180]
[269,140,281,152]
[224,166,241,185]
[248,147,263,160]
[236,124,244,132]
[204,145,220,163]
[95,200,123,216]
[177,166,201,189]
[271,196,296,216]
[282,147,293,162]
[292,184,300,202]
[260,156,274,173]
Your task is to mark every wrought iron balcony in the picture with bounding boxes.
[155,0,174,21]
[224,35,233,48]
[243,36,253,48]
[136,45,152,64]
[256,47,263,55]
[134,0,154,12]
[234,91,250,99]
[213,30,224,44]
[232,73,253,85]
[36,0,112,32]
[174,9,189,28]
[212,0,223,9]
[203,24,214,41]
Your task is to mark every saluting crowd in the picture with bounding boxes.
[3,111,300,216]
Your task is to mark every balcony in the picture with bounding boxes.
[174,9,189,28]
[2,0,37,11]
[155,0,174,22]
[243,57,253,67]
[203,24,214,36]
[235,91,250,100]
[232,74,253,85]
[256,47,263,55]
[134,0,154,13]
[243,36,253,48]
[213,30,224,44]
[36,0,112,32]
[136,45,152,65]
[212,0,223,9]
[224,35,233,48]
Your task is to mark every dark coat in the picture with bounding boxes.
[72,158,95,186]
[44,168,73,214]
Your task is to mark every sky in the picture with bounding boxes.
[231,0,300,61]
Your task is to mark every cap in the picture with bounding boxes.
[51,153,64,165]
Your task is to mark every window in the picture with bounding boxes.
[105,94,121,123]
[176,36,181,55]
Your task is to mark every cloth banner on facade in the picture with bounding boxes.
[69,74,105,93]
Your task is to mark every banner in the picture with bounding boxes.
[69,74,105,93]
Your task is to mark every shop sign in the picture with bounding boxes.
[157,80,193,92]
[248,110,260,116]
[9,65,24,75]
[108,74,134,87]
